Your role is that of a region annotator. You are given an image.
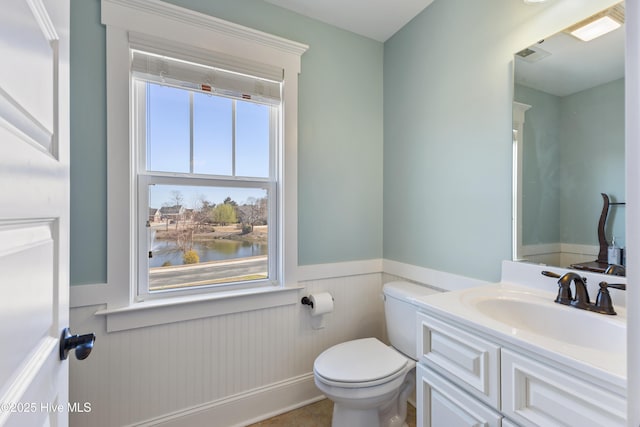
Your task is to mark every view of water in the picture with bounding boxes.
[149,239,267,267]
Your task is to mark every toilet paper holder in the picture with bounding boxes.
[301,295,334,308]
[302,293,334,329]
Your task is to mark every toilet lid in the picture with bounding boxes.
[314,338,408,383]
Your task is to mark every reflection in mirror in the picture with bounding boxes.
[512,3,625,275]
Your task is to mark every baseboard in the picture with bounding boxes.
[518,242,560,256]
[127,373,322,427]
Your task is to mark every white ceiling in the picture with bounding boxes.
[264,0,435,42]
[515,25,625,97]
[262,0,624,95]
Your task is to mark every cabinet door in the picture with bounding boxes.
[417,312,500,408]
[501,349,626,427]
[417,364,502,427]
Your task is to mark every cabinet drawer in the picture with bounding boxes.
[417,364,502,427]
[501,349,626,427]
[417,312,500,408]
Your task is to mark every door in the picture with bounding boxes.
[0,1,71,426]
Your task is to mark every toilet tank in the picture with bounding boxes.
[383,281,439,359]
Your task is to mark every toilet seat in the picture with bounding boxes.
[314,338,410,388]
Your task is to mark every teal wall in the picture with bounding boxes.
[383,0,533,281]
[515,79,625,250]
[382,0,618,281]
[515,85,561,246]
[71,0,621,285]
[559,79,625,247]
[70,0,107,285]
[70,0,384,284]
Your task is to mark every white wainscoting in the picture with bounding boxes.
[68,259,473,426]
[383,259,488,292]
[69,270,386,426]
[517,243,599,269]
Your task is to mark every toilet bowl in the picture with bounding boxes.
[314,338,415,427]
[313,282,438,427]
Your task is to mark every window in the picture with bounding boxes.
[132,49,281,299]
[102,0,306,319]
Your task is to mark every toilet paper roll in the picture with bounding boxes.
[309,292,334,316]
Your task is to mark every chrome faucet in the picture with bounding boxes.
[541,271,625,315]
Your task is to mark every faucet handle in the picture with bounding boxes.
[541,270,561,279]
[541,271,571,304]
[594,282,618,315]
[541,271,587,281]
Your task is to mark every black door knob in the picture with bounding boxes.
[59,327,96,361]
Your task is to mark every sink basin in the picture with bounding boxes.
[472,296,625,354]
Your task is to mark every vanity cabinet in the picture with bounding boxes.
[416,312,626,427]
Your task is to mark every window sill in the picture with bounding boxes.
[95,285,304,332]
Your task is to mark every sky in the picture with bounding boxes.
[145,83,271,209]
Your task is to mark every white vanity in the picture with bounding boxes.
[413,263,626,426]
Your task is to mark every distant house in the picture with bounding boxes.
[149,208,161,223]
[159,205,185,223]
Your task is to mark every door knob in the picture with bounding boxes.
[59,327,96,361]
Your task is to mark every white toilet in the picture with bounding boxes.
[313,281,436,427]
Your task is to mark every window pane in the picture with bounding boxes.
[236,101,270,178]
[193,93,233,175]
[147,184,269,291]
[146,83,191,173]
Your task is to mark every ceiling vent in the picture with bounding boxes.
[515,44,551,63]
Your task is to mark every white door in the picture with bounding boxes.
[0,1,83,426]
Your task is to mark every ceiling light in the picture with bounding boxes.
[566,4,624,42]
[570,16,621,41]
[523,0,548,4]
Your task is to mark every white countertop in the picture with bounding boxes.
[414,281,626,391]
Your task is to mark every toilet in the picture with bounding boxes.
[313,281,436,427]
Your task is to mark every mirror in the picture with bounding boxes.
[513,3,625,274]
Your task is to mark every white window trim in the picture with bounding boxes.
[99,0,307,331]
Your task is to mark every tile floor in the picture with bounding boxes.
[246,399,417,427]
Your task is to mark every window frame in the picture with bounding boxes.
[101,0,306,328]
